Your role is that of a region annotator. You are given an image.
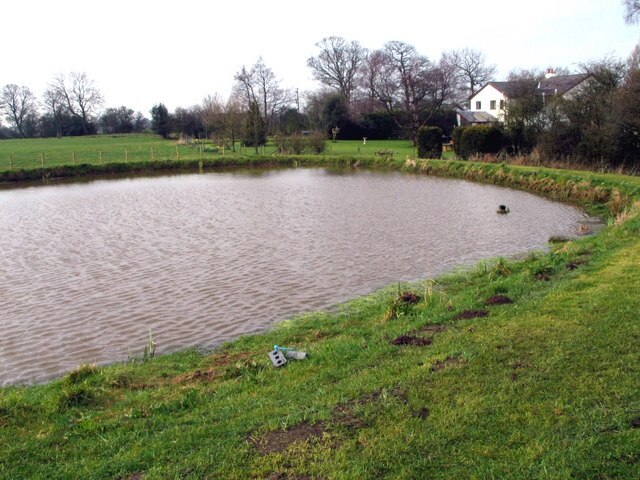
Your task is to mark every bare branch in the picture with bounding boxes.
[307,36,367,103]
[624,0,640,24]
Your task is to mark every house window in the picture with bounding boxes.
[475,101,481,110]
[499,100,505,110]
[490,100,496,110]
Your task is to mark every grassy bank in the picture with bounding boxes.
[1,162,640,479]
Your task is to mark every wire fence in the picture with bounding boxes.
[0,144,281,170]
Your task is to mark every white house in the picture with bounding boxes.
[457,69,590,126]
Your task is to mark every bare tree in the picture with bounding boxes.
[51,72,103,134]
[624,0,640,23]
[42,87,66,138]
[233,65,257,107]
[628,42,640,71]
[224,95,244,151]
[307,36,367,103]
[233,57,292,133]
[360,50,397,113]
[199,94,226,139]
[433,53,463,110]
[448,48,496,98]
[381,41,441,142]
[359,42,459,142]
[0,84,38,138]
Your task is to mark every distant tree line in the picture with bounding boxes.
[0,72,148,139]
[2,9,640,170]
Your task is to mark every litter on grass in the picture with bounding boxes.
[269,345,308,367]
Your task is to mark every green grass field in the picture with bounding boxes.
[1,161,639,479]
[0,135,434,170]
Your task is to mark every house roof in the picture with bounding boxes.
[537,73,590,95]
[456,110,498,124]
[470,74,591,100]
[487,81,537,98]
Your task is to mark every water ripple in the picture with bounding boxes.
[0,168,594,385]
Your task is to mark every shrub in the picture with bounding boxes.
[307,132,327,154]
[276,135,306,155]
[274,133,327,155]
[417,126,443,159]
[459,125,503,159]
[65,364,98,385]
[58,385,96,410]
[452,126,466,156]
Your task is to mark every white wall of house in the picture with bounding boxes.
[468,85,508,121]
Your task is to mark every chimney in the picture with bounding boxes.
[545,68,557,79]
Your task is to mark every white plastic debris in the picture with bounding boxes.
[269,345,307,366]
[284,350,307,360]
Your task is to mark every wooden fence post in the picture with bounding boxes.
[176,145,180,160]
[9,154,13,169]
[125,149,128,162]
[99,150,103,163]
[40,153,44,167]
[72,151,76,164]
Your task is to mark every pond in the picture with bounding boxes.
[0,168,597,385]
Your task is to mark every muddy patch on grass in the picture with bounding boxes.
[413,406,430,419]
[535,272,551,281]
[332,404,368,429]
[172,368,219,384]
[430,356,462,372]
[631,416,640,428]
[356,388,408,405]
[452,309,489,321]
[252,388,409,455]
[391,323,447,347]
[332,388,407,430]
[417,324,448,335]
[250,422,327,455]
[508,359,531,381]
[209,351,254,368]
[391,335,433,347]
[399,291,421,304]
[485,295,513,306]
[172,352,258,384]
[267,474,319,480]
[119,473,143,480]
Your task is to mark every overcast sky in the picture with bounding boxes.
[2,0,639,115]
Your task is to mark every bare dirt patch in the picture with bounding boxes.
[430,356,462,372]
[209,351,253,368]
[631,416,640,429]
[452,309,489,321]
[391,335,433,347]
[332,404,368,429]
[413,407,430,419]
[172,369,218,384]
[485,295,513,306]
[332,388,407,429]
[267,474,320,480]
[399,291,421,304]
[250,422,327,455]
[119,473,143,480]
[416,324,448,335]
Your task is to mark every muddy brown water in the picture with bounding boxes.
[0,168,596,385]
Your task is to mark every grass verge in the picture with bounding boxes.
[1,161,640,479]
